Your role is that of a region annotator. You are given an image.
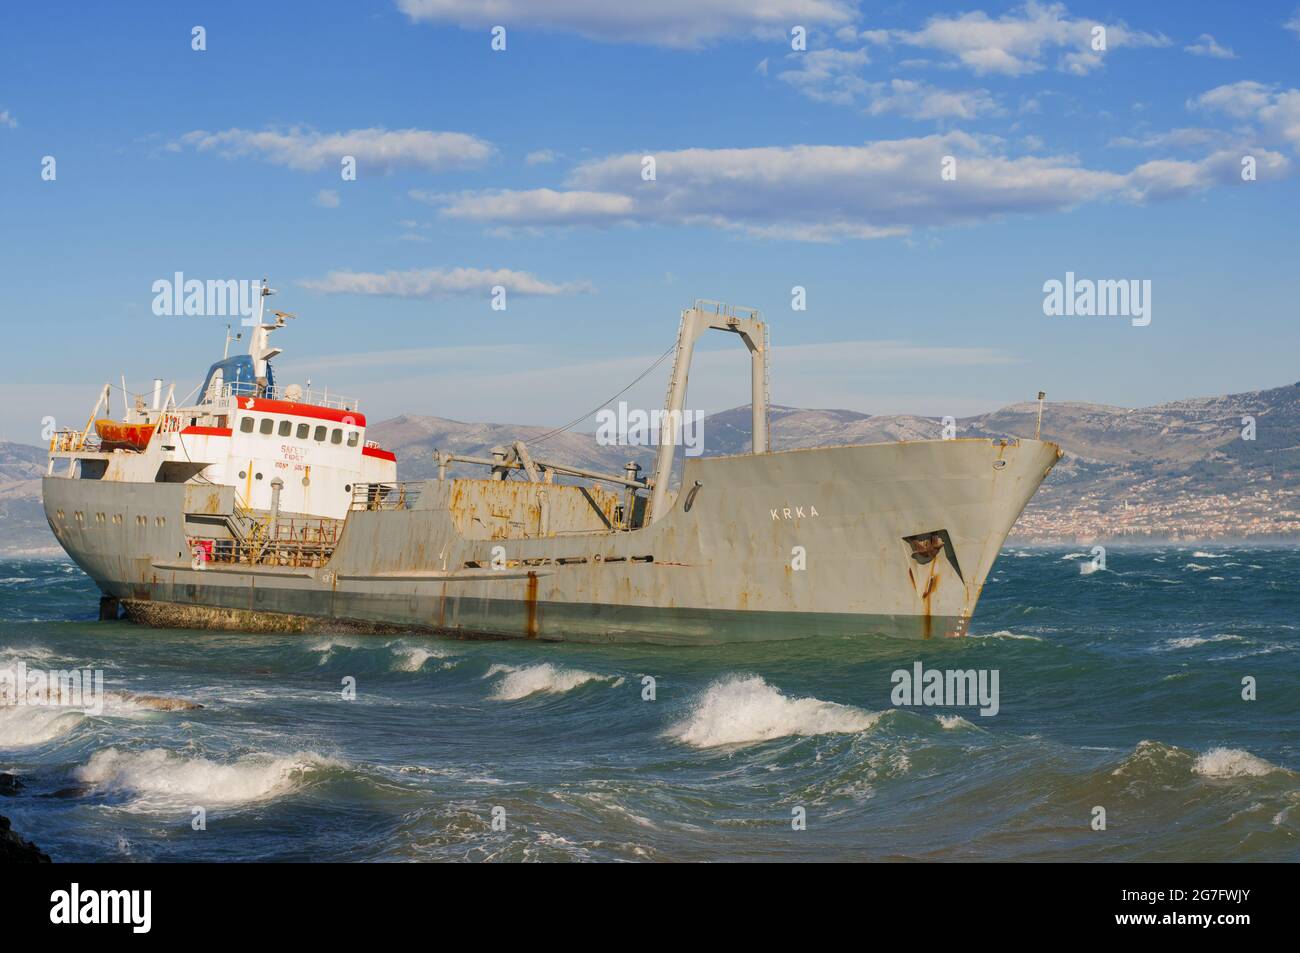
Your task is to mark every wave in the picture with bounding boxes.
[1112,740,1287,783]
[1191,551,1229,559]
[1184,562,1212,572]
[1193,747,1283,779]
[935,714,977,730]
[0,704,83,747]
[970,629,1042,641]
[391,645,451,672]
[484,663,612,700]
[74,747,341,809]
[1159,634,1245,651]
[667,675,880,748]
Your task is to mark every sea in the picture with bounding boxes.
[0,546,1296,862]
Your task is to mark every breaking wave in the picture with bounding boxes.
[484,663,612,700]
[0,704,82,747]
[1193,747,1283,779]
[74,747,342,809]
[391,645,451,672]
[667,675,880,748]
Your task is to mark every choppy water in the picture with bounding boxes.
[0,548,1296,862]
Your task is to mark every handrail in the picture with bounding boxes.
[208,382,359,411]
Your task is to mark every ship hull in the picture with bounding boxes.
[43,437,1060,645]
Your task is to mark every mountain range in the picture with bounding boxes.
[2,381,1296,553]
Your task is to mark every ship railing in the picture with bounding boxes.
[209,382,360,412]
[198,516,343,569]
[693,298,761,321]
[351,482,422,511]
[49,429,98,453]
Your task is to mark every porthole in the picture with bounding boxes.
[344,484,352,493]
[255,472,263,480]
[330,428,342,445]
[238,470,247,479]
[296,423,309,439]
[259,418,274,435]
[346,431,359,448]
[313,425,326,442]
[278,420,292,437]
[239,417,254,433]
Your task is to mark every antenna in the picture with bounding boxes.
[1035,391,1046,439]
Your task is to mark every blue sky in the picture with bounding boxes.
[2,0,1298,442]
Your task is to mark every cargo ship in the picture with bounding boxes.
[43,282,1061,644]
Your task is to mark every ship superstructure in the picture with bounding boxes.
[43,288,1061,644]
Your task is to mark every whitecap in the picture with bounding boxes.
[667,675,879,748]
[935,714,976,730]
[484,663,612,700]
[1159,634,1245,650]
[0,704,83,747]
[74,747,341,809]
[1193,747,1282,779]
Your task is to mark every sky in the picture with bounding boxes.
[1,0,1298,443]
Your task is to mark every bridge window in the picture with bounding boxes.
[346,431,359,447]
[278,420,291,437]
[296,423,309,439]
[239,417,254,433]
[330,428,342,445]
[313,425,326,442]
[259,418,274,435]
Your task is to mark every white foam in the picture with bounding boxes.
[1160,634,1245,650]
[485,663,610,700]
[1193,747,1282,779]
[970,629,1042,641]
[1061,552,1088,561]
[1184,562,1211,572]
[391,646,450,672]
[75,747,341,809]
[667,675,880,748]
[1191,551,1229,559]
[936,714,976,730]
[1079,560,1103,575]
[0,704,83,746]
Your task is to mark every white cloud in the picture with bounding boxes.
[1191,81,1300,150]
[396,0,857,47]
[1108,127,1231,150]
[299,266,594,298]
[863,79,1002,120]
[313,189,341,208]
[778,54,1000,118]
[1286,10,1300,38]
[1184,34,1236,59]
[417,188,636,226]
[880,1,1168,77]
[426,132,1266,242]
[525,149,559,165]
[0,109,15,129]
[174,125,493,172]
[777,48,872,105]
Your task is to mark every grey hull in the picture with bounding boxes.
[44,437,1059,645]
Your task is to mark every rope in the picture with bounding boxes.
[531,343,676,447]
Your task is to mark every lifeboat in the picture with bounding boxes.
[94,419,156,451]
